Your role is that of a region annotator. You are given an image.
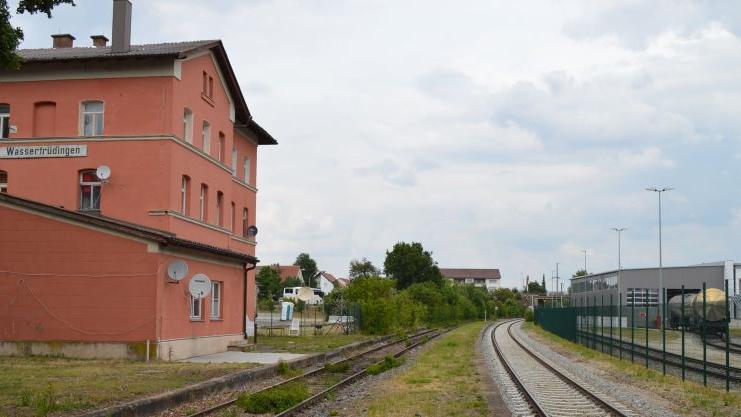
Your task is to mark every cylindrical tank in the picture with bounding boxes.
[668,293,696,322]
[691,288,726,322]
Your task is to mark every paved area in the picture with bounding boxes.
[181,351,307,364]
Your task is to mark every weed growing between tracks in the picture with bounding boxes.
[523,323,741,417]
[366,355,404,375]
[236,381,309,414]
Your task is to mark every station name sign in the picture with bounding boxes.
[0,144,88,159]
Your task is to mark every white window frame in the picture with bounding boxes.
[80,101,104,136]
[199,184,207,221]
[180,176,189,214]
[202,120,211,154]
[0,104,10,139]
[211,281,221,319]
[79,170,101,211]
[0,170,7,193]
[190,296,202,319]
[231,146,238,175]
[183,108,193,143]
[243,157,251,184]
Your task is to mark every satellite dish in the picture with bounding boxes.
[247,225,258,237]
[297,286,314,302]
[166,260,188,282]
[96,165,111,181]
[189,274,212,299]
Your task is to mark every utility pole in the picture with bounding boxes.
[556,262,560,307]
[582,249,587,274]
[611,227,627,299]
[646,186,673,326]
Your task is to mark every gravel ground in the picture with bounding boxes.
[289,335,439,417]
[511,321,681,417]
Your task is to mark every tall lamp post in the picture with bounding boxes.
[611,227,627,297]
[581,249,587,274]
[646,187,673,328]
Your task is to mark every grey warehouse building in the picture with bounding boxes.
[570,261,740,320]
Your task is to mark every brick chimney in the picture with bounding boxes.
[111,0,132,53]
[51,34,75,48]
[91,35,109,48]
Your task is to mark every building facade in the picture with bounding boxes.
[440,268,501,291]
[0,0,276,360]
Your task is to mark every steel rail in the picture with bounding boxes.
[490,320,549,417]
[578,330,741,383]
[504,320,629,417]
[185,328,438,417]
[274,328,448,417]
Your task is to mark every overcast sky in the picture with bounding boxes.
[13,1,741,289]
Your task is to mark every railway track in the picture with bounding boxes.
[577,331,741,383]
[185,328,441,417]
[706,338,741,355]
[491,320,633,417]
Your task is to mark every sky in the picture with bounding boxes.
[11,0,741,290]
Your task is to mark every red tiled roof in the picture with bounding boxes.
[439,268,501,280]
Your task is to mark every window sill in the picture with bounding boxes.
[189,317,204,322]
[201,93,215,107]
[210,317,222,321]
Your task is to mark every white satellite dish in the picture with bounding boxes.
[297,286,314,302]
[96,165,111,181]
[166,260,188,282]
[189,274,212,299]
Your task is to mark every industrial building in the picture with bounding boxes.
[570,261,739,320]
[0,0,276,360]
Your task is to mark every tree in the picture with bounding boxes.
[1,0,76,69]
[293,253,318,287]
[573,269,587,278]
[349,257,379,279]
[281,277,303,290]
[527,281,545,294]
[541,274,546,292]
[383,241,443,290]
[256,266,281,301]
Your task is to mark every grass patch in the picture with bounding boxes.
[362,322,488,417]
[324,361,350,373]
[256,334,373,353]
[524,323,741,417]
[0,356,254,417]
[276,360,302,378]
[236,381,309,414]
[367,355,403,376]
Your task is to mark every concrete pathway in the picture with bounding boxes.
[181,351,307,364]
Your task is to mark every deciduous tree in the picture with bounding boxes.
[349,257,379,279]
[383,241,443,290]
[293,253,318,287]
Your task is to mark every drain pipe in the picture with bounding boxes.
[244,261,257,342]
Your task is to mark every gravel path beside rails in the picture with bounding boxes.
[482,319,681,417]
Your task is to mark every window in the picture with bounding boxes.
[0,171,7,193]
[183,108,193,143]
[216,191,224,227]
[0,104,10,139]
[180,175,191,215]
[202,71,208,95]
[211,281,221,319]
[218,132,225,162]
[190,296,202,319]
[231,146,238,175]
[626,288,659,307]
[202,121,211,153]
[208,76,214,98]
[230,202,236,231]
[242,208,249,238]
[81,101,104,136]
[79,170,101,211]
[199,184,208,221]
[243,158,251,184]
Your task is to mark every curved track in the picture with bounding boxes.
[491,320,633,417]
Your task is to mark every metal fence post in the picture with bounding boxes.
[618,293,623,360]
[593,295,597,351]
[703,282,707,386]
[725,279,730,392]
[662,287,666,375]
[601,293,605,353]
[681,284,685,381]
[610,293,613,357]
[631,294,635,363]
[645,288,649,369]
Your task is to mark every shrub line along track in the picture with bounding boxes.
[185,328,441,417]
[492,319,631,417]
[578,331,741,383]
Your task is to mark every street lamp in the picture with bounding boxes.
[581,249,587,274]
[611,227,627,298]
[646,186,673,324]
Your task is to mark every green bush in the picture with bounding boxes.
[323,362,350,373]
[367,355,403,375]
[525,309,534,322]
[236,382,309,414]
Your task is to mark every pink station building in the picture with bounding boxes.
[0,1,277,360]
